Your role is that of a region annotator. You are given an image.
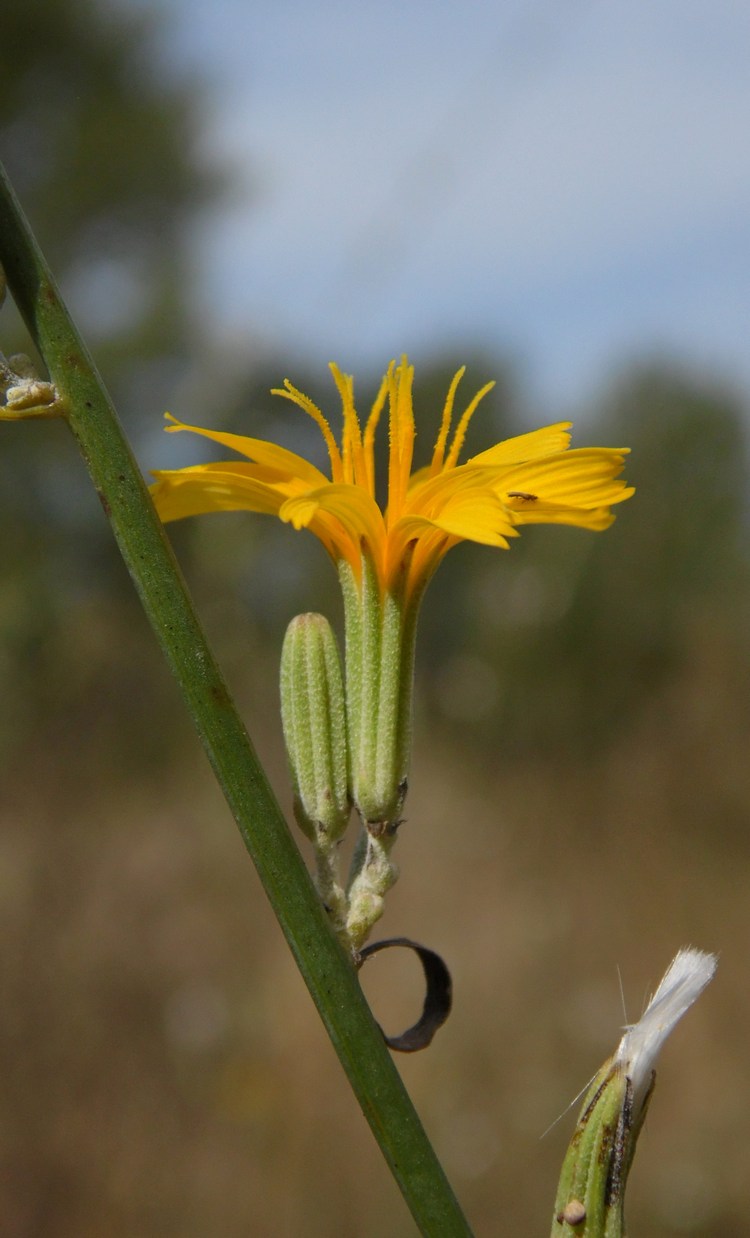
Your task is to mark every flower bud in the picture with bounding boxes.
[280,613,350,843]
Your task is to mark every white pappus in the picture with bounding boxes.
[615,947,718,1112]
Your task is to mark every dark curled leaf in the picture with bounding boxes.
[358,937,453,1052]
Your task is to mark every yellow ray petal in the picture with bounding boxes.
[162,414,328,487]
[404,461,499,520]
[150,463,306,522]
[497,449,632,509]
[509,503,617,531]
[395,491,517,548]
[280,483,385,561]
[406,528,454,595]
[467,422,572,467]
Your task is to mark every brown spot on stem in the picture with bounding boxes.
[557,1200,586,1226]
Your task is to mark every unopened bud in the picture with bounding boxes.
[280,613,350,843]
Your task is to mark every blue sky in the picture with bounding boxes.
[154,0,750,413]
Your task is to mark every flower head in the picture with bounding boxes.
[151,358,634,927]
[150,357,633,604]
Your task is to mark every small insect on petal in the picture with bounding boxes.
[507,490,538,501]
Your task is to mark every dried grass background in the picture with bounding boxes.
[2,582,748,1237]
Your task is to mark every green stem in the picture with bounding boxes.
[0,162,472,1237]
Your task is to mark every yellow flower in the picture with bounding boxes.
[151,357,632,836]
[150,357,633,606]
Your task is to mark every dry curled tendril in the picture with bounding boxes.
[357,937,453,1052]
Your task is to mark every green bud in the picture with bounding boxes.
[345,831,399,950]
[280,613,350,843]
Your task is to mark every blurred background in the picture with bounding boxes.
[2,0,750,1234]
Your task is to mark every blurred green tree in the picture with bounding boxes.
[418,366,750,755]
[1,0,218,391]
[0,0,224,750]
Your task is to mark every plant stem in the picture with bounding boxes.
[0,162,473,1237]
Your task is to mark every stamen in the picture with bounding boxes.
[272,380,344,482]
[363,370,390,497]
[429,366,465,476]
[444,380,495,470]
[329,364,366,489]
[387,357,415,526]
